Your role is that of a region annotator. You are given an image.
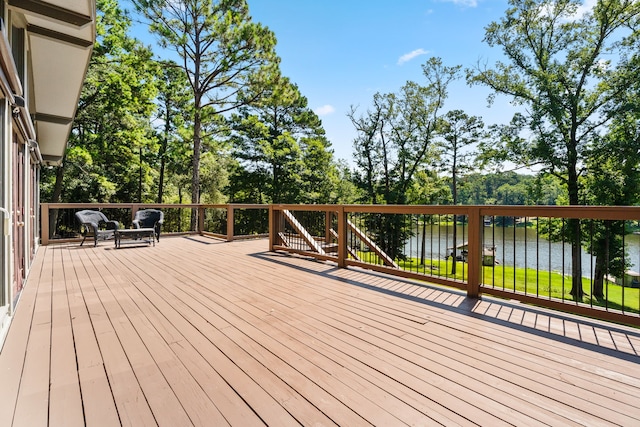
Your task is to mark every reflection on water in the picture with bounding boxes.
[404,224,640,278]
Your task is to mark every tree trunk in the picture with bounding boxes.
[593,253,607,300]
[178,186,183,233]
[157,146,166,203]
[191,109,202,231]
[569,218,583,299]
[592,222,611,300]
[49,163,66,239]
[157,112,169,203]
[451,156,458,275]
[567,149,583,299]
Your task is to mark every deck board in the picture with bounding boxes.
[1,236,640,426]
[11,249,52,427]
[65,247,121,427]
[0,247,47,427]
[49,247,84,427]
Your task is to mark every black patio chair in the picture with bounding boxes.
[132,209,164,242]
[75,210,119,246]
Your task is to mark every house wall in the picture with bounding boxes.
[0,100,9,346]
[0,3,13,348]
[0,5,39,348]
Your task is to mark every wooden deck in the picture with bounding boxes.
[1,236,639,426]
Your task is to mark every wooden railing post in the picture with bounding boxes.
[227,205,234,241]
[337,206,346,268]
[269,205,277,251]
[41,203,49,246]
[198,205,205,234]
[467,206,482,298]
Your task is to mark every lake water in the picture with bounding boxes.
[403,224,640,278]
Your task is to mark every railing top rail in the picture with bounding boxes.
[271,204,344,212]
[200,204,270,209]
[478,205,640,220]
[43,203,271,209]
[42,203,202,209]
[271,204,640,220]
[42,203,640,221]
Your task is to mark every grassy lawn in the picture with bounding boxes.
[356,252,640,314]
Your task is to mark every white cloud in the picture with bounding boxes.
[440,0,478,7]
[315,104,335,116]
[544,0,597,21]
[397,48,429,65]
[573,0,598,18]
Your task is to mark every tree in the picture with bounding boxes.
[349,57,460,259]
[229,75,339,204]
[230,78,301,204]
[154,61,191,203]
[436,109,484,273]
[299,138,338,204]
[406,170,452,265]
[437,110,484,205]
[529,174,566,205]
[468,0,640,298]
[133,0,279,226]
[42,0,158,206]
[582,113,640,298]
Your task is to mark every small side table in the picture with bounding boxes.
[114,228,156,248]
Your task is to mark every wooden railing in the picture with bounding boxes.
[40,203,640,326]
[40,203,269,245]
[270,204,640,327]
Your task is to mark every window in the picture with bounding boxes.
[11,25,24,87]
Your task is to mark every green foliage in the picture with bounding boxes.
[436,109,485,204]
[229,74,344,204]
[455,172,566,205]
[154,61,193,203]
[349,57,460,259]
[469,0,640,204]
[41,0,158,203]
[350,57,460,205]
[580,111,640,296]
[469,0,640,297]
[133,0,280,208]
[406,170,451,205]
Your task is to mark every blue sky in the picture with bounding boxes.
[247,0,515,163]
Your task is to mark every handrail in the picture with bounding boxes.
[41,203,270,245]
[40,202,640,326]
[270,204,640,327]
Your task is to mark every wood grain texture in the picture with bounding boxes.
[1,236,639,426]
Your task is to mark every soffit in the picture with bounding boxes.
[8,0,95,165]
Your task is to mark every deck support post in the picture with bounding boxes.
[197,205,205,234]
[269,205,282,251]
[226,205,234,241]
[40,203,49,245]
[467,206,482,298]
[337,206,346,268]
